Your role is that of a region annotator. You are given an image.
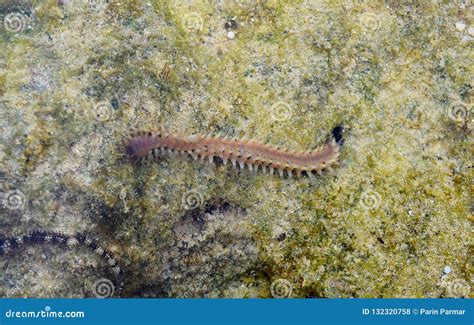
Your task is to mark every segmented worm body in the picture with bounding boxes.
[0,231,124,296]
[126,130,341,178]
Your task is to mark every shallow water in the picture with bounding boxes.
[0,0,471,298]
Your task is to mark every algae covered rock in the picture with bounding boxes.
[0,0,471,298]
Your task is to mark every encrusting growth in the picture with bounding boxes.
[125,128,342,178]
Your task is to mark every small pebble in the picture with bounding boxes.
[455,21,466,31]
[460,35,473,43]
[444,266,451,274]
[227,31,235,39]
[468,26,474,37]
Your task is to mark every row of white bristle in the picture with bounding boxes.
[150,147,333,178]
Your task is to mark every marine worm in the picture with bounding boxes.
[125,128,342,178]
[0,231,124,295]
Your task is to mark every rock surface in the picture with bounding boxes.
[0,0,471,298]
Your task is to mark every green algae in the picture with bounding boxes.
[0,0,471,298]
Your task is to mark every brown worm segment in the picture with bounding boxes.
[125,129,341,178]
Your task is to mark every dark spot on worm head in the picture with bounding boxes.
[332,125,344,146]
[125,145,134,158]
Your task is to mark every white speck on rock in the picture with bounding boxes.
[468,26,474,37]
[460,35,474,43]
[227,31,235,39]
[455,21,466,31]
[443,266,451,274]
